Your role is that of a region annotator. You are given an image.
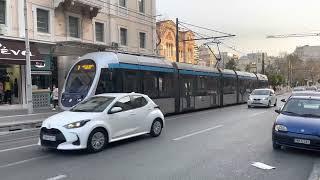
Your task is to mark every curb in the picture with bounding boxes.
[0,120,43,132]
[308,160,320,180]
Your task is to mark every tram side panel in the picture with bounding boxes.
[222,76,238,106]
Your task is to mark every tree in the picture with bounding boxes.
[225,59,237,70]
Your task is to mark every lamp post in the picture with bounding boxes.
[24,0,33,114]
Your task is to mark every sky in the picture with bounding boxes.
[156,0,320,56]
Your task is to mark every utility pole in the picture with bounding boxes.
[262,53,265,74]
[175,18,179,63]
[24,0,33,114]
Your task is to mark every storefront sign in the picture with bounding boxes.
[0,38,44,65]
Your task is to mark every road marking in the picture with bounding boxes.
[0,112,57,119]
[173,125,223,141]
[0,155,50,169]
[251,162,276,170]
[0,144,37,153]
[47,175,68,180]
[249,111,268,117]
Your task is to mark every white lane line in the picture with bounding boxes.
[47,175,68,180]
[249,111,268,117]
[0,144,38,153]
[0,155,50,169]
[0,112,57,119]
[173,125,223,141]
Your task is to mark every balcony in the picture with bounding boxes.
[54,0,102,18]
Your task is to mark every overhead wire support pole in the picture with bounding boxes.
[24,0,33,114]
[176,18,179,63]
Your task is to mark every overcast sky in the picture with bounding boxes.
[156,0,320,56]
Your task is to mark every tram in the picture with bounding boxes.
[60,52,268,114]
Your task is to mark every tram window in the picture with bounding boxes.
[223,77,236,94]
[123,70,141,93]
[180,75,194,97]
[207,77,218,95]
[65,59,96,94]
[197,76,207,96]
[159,73,174,98]
[96,69,123,95]
[143,71,158,98]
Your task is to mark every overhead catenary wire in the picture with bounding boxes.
[179,21,235,36]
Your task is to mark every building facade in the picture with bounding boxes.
[156,20,196,64]
[294,45,320,61]
[0,0,156,109]
[198,46,216,67]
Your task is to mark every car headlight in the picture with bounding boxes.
[64,120,91,129]
[249,97,253,100]
[263,97,269,100]
[274,125,288,132]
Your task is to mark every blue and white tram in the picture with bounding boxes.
[61,52,268,114]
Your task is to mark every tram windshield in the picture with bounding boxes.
[65,59,96,94]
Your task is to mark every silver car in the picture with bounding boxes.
[247,89,277,108]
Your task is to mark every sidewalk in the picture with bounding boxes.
[0,107,62,132]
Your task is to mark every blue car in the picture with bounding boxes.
[273,96,320,151]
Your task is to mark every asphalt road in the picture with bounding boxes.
[0,93,318,180]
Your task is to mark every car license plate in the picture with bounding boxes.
[42,134,56,141]
[294,138,310,145]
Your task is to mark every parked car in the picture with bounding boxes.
[247,89,277,108]
[292,87,305,92]
[305,86,317,91]
[39,93,165,152]
[273,96,320,151]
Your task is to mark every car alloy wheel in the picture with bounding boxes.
[91,132,105,150]
[87,129,107,153]
[150,119,163,137]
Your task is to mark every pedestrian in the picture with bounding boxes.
[52,85,59,111]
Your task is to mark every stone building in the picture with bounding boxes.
[0,0,156,109]
[156,20,196,64]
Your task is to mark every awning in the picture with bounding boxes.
[0,38,44,65]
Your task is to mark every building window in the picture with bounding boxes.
[69,16,80,38]
[95,22,104,42]
[0,0,6,24]
[138,0,145,13]
[120,28,127,46]
[119,0,127,7]
[139,32,146,49]
[37,9,49,33]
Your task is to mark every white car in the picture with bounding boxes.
[39,93,165,152]
[247,89,277,108]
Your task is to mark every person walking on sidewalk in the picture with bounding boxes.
[52,85,59,111]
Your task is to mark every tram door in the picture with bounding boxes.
[180,75,195,111]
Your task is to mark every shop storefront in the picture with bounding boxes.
[0,38,44,108]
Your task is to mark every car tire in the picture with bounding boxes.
[274,99,277,107]
[150,119,163,137]
[273,142,281,150]
[248,105,252,108]
[87,128,108,153]
[267,101,271,108]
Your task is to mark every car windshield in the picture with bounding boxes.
[70,96,115,112]
[251,90,270,95]
[282,98,320,118]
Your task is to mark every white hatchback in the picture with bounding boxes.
[39,93,165,152]
[247,89,277,108]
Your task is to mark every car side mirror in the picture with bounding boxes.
[281,99,286,103]
[275,109,281,114]
[109,107,123,114]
